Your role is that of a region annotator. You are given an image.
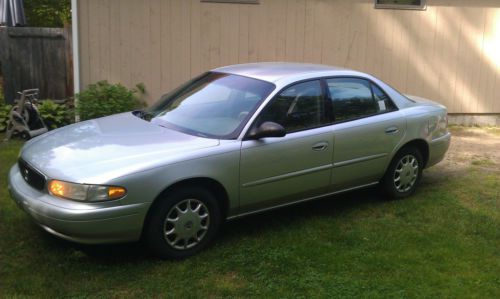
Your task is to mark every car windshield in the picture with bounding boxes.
[143,72,275,139]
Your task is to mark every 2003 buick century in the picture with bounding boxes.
[9,63,450,258]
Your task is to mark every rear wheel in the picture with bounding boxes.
[145,186,221,259]
[382,146,423,198]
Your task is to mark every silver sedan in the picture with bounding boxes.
[8,63,451,258]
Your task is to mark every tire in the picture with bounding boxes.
[381,146,423,199]
[145,186,222,259]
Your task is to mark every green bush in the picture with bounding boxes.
[76,81,145,121]
[0,85,11,132]
[0,103,12,132]
[38,100,74,130]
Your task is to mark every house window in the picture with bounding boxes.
[201,0,259,4]
[374,0,426,10]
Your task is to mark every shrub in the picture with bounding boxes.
[0,98,74,132]
[38,100,74,130]
[0,85,12,132]
[0,102,12,132]
[76,81,145,121]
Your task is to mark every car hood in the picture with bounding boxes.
[21,112,220,183]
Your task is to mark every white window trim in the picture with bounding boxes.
[71,0,81,122]
[374,0,426,10]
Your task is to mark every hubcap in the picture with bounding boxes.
[163,199,210,250]
[394,154,419,193]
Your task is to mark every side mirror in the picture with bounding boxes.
[247,121,286,140]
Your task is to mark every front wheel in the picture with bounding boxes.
[145,187,222,259]
[382,147,423,199]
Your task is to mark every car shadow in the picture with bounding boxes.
[36,229,153,262]
[38,185,389,262]
[217,186,386,245]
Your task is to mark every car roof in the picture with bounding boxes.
[213,62,354,83]
[213,62,416,111]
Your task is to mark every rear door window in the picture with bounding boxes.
[326,78,397,122]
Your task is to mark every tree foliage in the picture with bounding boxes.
[24,0,71,28]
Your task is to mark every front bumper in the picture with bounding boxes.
[8,164,149,244]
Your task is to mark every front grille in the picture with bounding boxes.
[18,159,46,191]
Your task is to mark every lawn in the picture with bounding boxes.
[0,127,499,298]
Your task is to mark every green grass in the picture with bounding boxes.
[1,135,499,298]
[471,158,495,167]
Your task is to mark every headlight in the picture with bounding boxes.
[48,180,126,202]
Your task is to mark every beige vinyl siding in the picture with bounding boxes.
[77,0,500,113]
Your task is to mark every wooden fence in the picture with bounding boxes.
[0,26,73,103]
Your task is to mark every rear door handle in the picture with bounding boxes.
[385,126,399,134]
[312,141,329,151]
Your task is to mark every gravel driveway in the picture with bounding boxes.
[425,126,500,179]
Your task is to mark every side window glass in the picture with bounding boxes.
[255,80,324,133]
[372,83,397,112]
[327,78,377,122]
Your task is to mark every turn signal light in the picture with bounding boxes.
[108,187,126,200]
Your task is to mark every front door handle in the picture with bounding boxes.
[385,126,399,134]
[312,141,329,151]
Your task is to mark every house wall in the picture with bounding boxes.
[77,0,500,113]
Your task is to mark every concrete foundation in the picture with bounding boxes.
[448,114,500,127]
